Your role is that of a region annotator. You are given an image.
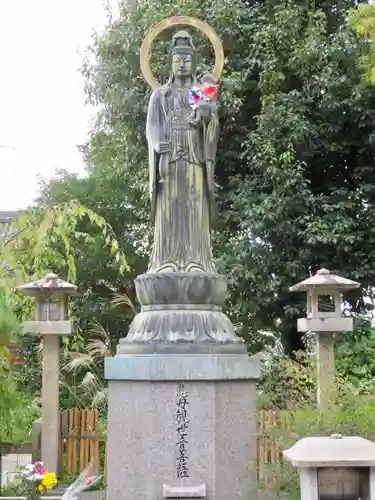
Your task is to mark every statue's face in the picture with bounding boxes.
[172,53,193,78]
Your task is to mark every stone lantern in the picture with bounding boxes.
[17,273,78,475]
[283,434,375,500]
[290,268,360,410]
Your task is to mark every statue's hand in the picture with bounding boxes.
[155,142,171,154]
[197,101,214,122]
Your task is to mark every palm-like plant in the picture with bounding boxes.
[61,321,111,408]
[110,292,137,315]
[61,292,136,409]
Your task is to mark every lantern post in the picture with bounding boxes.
[17,273,78,475]
[290,268,359,411]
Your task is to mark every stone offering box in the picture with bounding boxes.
[283,434,375,500]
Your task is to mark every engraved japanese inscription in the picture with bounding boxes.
[176,382,189,478]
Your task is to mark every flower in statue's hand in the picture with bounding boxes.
[201,83,219,101]
[188,78,219,123]
[188,86,204,110]
[200,72,219,102]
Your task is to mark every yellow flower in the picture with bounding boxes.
[41,472,57,490]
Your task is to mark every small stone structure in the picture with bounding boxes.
[17,273,78,475]
[290,268,359,410]
[283,434,375,500]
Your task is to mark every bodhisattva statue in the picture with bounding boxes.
[120,17,244,352]
[146,30,218,274]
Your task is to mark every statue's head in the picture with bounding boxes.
[168,30,196,81]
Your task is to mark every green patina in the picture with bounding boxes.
[146,30,219,274]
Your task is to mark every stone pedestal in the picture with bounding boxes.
[123,272,243,345]
[105,353,260,500]
[316,332,335,410]
[105,267,260,498]
[41,335,60,476]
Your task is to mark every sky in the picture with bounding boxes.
[0,0,113,211]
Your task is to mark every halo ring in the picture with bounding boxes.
[140,16,224,89]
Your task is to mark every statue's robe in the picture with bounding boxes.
[146,82,219,273]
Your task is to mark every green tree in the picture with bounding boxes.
[0,289,39,441]
[348,3,375,83]
[335,316,375,391]
[0,202,130,398]
[38,169,145,350]
[0,289,19,351]
[74,0,375,356]
[214,1,375,353]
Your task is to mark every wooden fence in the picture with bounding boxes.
[257,410,295,485]
[59,409,104,477]
[57,409,292,481]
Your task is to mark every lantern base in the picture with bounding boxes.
[297,317,353,333]
[22,320,72,336]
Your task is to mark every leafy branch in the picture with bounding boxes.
[0,200,129,289]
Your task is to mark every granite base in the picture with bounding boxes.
[105,354,259,500]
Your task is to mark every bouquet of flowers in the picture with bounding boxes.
[20,461,57,500]
[62,462,101,500]
[189,73,219,105]
[188,82,219,110]
[20,460,100,500]
[188,74,219,123]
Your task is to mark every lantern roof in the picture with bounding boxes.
[283,434,375,467]
[0,210,20,241]
[17,273,79,297]
[289,268,360,293]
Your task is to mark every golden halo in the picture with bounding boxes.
[140,16,224,89]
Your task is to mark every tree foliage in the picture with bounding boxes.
[69,0,375,355]
[0,0,374,430]
[335,316,375,391]
[0,289,19,348]
[0,289,39,441]
[219,1,375,353]
[259,350,316,409]
[348,3,375,83]
[5,0,375,367]
[38,170,144,350]
[0,201,131,398]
